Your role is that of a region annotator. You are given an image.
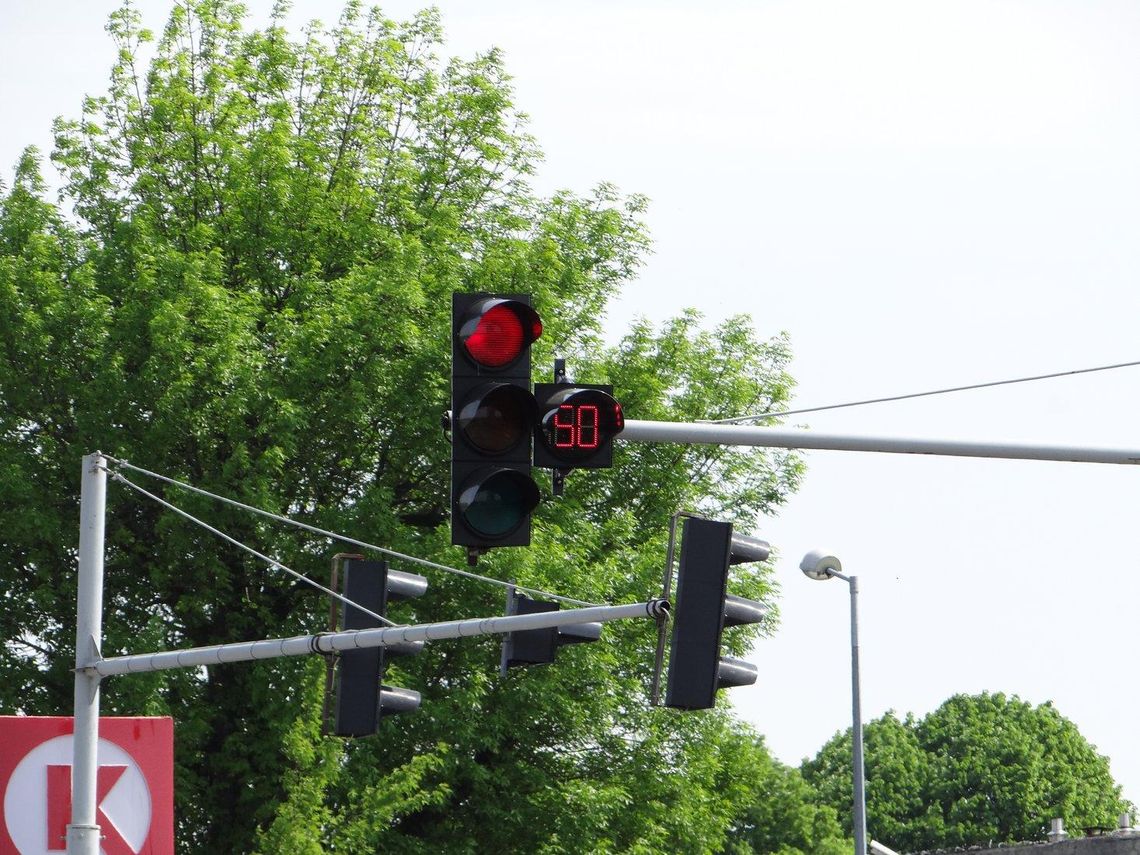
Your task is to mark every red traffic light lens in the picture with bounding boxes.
[457,383,536,454]
[467,305,523,366]
[459,300,542,369]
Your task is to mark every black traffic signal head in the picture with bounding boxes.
[499,590,602,674]
[532,382,624,470]
[451,294,542,553]
[664,517,769,711]
[333,559,428,737]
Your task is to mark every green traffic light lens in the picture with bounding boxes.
[459,469,540,538]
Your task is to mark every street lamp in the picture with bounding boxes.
[800,549,867,855]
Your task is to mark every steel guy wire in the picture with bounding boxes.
[102,455,600,609]
[106,468,397,627]
[710,358,1140,424]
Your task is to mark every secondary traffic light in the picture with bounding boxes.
[532,382,624,470]
[451,294,542,555]
[499,589,602,673]
[664,517,769,710]
[333,559,428,737]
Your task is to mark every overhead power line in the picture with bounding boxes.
[709,359,1140,425]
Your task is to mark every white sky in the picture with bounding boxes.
[4,0,1140,815]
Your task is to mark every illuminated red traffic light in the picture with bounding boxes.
[457,299,542,369]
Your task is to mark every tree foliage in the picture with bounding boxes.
[801,692,1130,852]
[0,3,803,852]
[721,733,850,855]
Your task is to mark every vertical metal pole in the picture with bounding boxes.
[499,584,519,678]
[849,575,867,855]
[649,512,684,705]
[68,453,106,855]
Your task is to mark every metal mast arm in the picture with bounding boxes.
[620,419,1140,465]
[84,600,669,678]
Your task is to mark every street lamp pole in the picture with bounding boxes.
[847,572,867,855]
[802,550,867,855]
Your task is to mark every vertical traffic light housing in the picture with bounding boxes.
[664,517,769,710]
[333,559,428,737]
[451,294,542,555]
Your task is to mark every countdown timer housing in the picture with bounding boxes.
[533,382,624,469]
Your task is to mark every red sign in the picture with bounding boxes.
[0,717,173,855]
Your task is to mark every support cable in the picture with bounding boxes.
[710,358,1140,425]
[102,456,599,609]
[107,470,397,627]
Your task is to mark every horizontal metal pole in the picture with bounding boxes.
[620,419,1140,466]
[87,600,669,678]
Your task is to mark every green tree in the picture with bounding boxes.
[918,692,1128,847]
[0,3,803,852]
[801,693,1130,852]
[721,733,850,855]
[801,711,937,851]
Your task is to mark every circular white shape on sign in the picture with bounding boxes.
[3,735,152,855]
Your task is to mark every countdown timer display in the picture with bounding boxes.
[533,383,624,469]
[548,402,608,451]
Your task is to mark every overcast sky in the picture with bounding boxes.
[4,0,1140,815]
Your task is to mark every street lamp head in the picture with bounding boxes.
[800,549,842,581]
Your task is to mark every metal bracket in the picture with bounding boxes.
[550,358,571,496]
[498,584,519,678]
[648,511,694,706]
[552,469,569,496]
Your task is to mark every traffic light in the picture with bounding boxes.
[664,517,769,710]
[532,381,624,470]
[451,294,542,556]
[333,559,428,737]
[499,589,602,674]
